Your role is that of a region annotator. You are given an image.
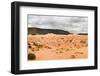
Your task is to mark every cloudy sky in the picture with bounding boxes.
[28,14,88,34]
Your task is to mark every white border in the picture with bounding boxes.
[20,6,95,70]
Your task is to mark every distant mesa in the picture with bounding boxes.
[78,33,88,35]
[28,27,70,35]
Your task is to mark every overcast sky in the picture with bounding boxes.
[28,14,88,34]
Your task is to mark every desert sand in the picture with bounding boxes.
[28,34,88,60]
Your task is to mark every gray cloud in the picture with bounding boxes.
[28,15,88,34]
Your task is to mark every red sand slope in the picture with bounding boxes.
[28,34,88,60]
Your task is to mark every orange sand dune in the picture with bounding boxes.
[28,34,88,60]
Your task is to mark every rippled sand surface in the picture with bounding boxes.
[28,34,88,60]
